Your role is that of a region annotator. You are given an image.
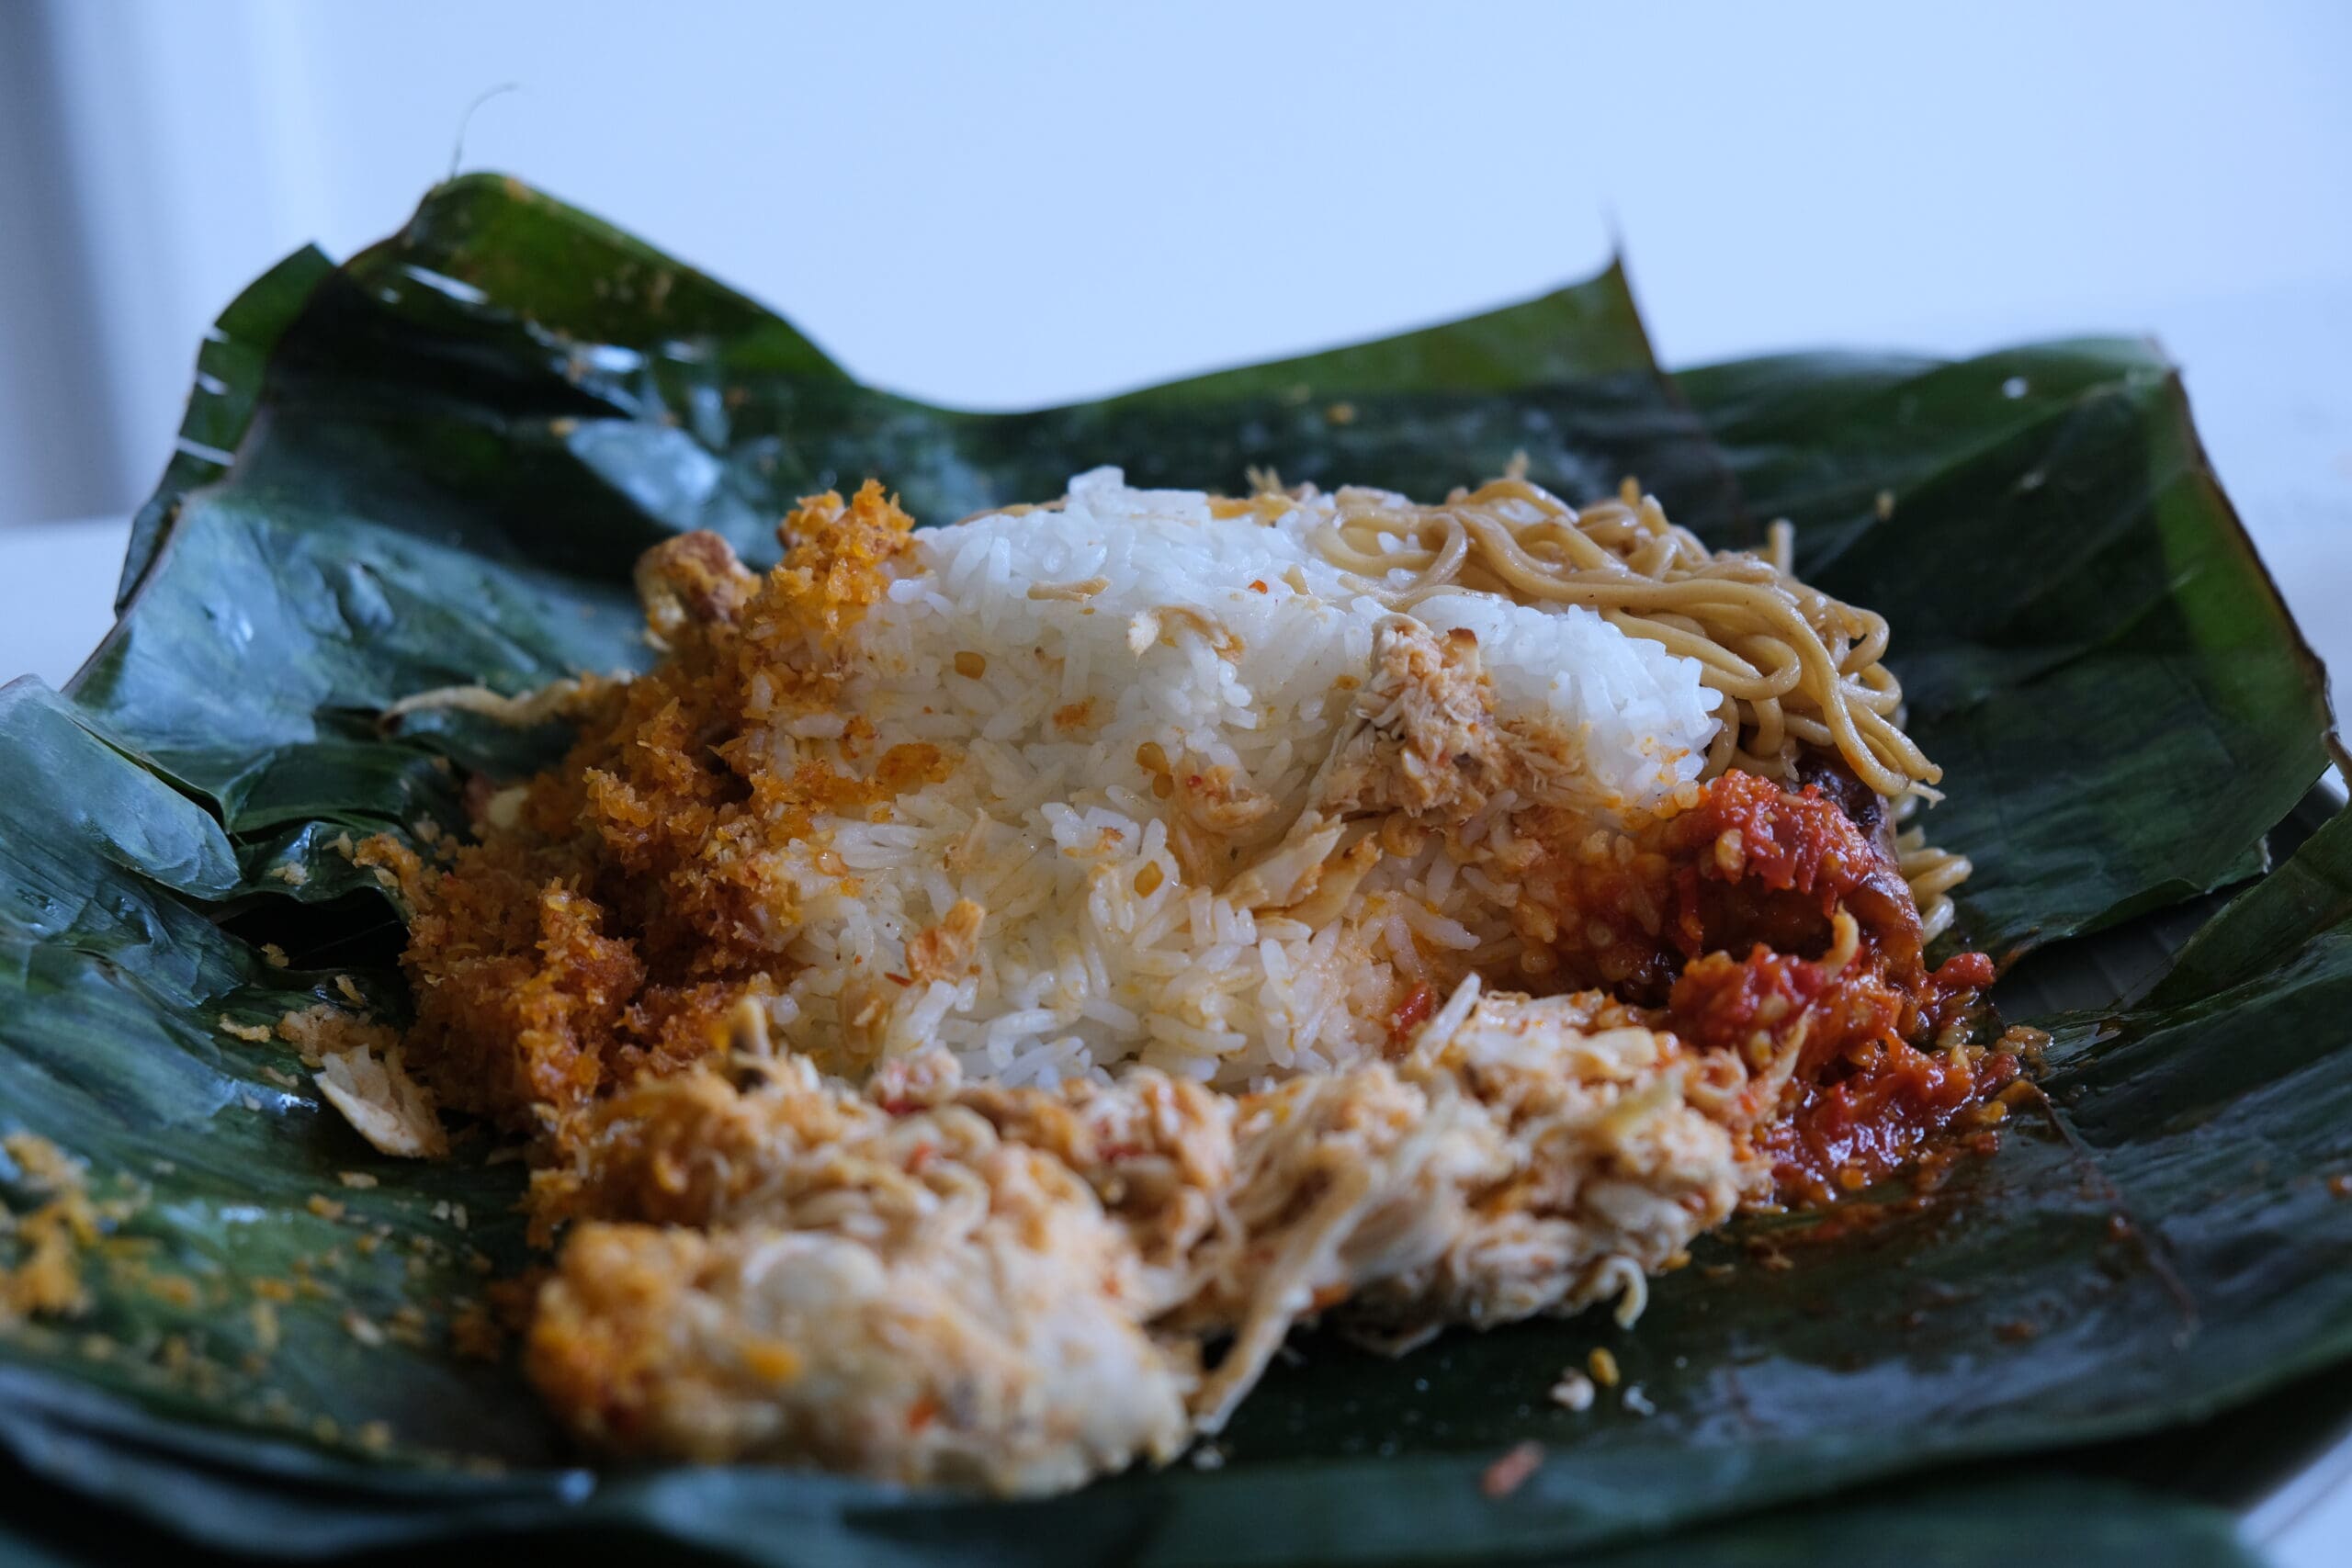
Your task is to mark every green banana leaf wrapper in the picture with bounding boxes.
[1,175,2346,1567]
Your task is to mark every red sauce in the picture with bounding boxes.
[1919,951,1996,1032]
[1663,772,1927,983]
[1389,982,1438,1043]
[1518,772,2017,1208]
[1654,921,2010,1203]
[1657,927,2010,1203]
[1760,1041,2019,1202]
[1667,946,1827,1059]
[1677,773,1870,917]
[1517,772,1930,1008]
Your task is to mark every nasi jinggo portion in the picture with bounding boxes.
[368,468,2018,1494]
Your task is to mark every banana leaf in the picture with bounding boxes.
[2,175,2345,1566]
[1679,349,2339,955]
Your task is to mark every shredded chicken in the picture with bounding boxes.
[903,899,987,986]
[1319,617,1507,821]
[1225,616,1504,910]
[315,1043,448,1159]
[531,1168,1197,1493]
[635,529,761,647]
[526,976,1759,1488]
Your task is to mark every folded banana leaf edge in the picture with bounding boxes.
[1,175,2347,1567]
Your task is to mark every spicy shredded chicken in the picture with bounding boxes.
[527,978,1758,1489]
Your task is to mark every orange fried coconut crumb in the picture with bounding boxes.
[399,484,920,1131]
[1,1134,99,1323]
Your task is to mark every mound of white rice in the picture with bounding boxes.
[754,468,1716,1089]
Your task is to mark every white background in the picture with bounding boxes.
[0,3,2349,1559]
[2,0,2347,691]
[3,1,2349,521]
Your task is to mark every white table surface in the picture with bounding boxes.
[1,304,2348,1562]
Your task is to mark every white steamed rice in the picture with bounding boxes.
[753,468,1717,1089]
